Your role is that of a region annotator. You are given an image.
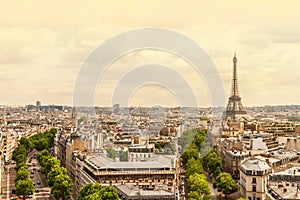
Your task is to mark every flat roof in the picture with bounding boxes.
[87,155,172,170]
[269,184,300,199]
[116,184,174,197]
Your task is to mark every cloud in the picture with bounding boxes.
[0,0,300,106]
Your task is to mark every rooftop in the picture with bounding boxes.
[241,158,271,171]
[86,155,173,170]
[116,184,174,198]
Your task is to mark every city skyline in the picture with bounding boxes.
[1,0,300,107]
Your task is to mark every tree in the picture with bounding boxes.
[19,137,33,152]
[15,178,34,200]
[105,148,117,159]
[85,193,102,200]
[236,198,248,200]
[15,161,27,171]
[182,145,200,166]
[199,145,212,158]
[15,153,27,164]
[214,172,238,195]
[37,149,50,163]
[39,155,52,174]
[47,166,67,187]
[34,138,50,151]
[178,129,198,152]
[186,158,204,178]
[77,183,119,200]
[203,150,222,176]
[193,133,205,149]
[51,174,72,200]
[188,191,202,200]
[43,157,60,175]
[188,173,210,200]
[15,166,29,183]
[119,151,128,161]
[101,186,119,200]
[49,128,57,135]
[77,183,102,200]
[13,145,27,162]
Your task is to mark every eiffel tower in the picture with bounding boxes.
[225,53,247,120]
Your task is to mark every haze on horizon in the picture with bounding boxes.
[0,0,299,107]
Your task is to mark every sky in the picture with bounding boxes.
[0,0,299,107]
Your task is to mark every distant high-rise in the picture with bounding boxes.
[3,106,7,126]
[36,100,41,108]
[225,53,247,120]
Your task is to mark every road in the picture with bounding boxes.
[27,150,52,200]
[1,163,17,200]
[205,171,219,200]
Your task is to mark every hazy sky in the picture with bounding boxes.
[1,0,299,107]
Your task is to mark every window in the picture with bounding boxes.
[246,170,252,175]
[252,178,256,184]
[252,185,256,192]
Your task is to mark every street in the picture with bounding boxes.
[27,150,52,200]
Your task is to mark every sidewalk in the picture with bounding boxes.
[204,171,220,200]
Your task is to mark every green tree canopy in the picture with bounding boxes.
[188,173,210,200]
[34,138,50,151]
[15,166,29,183]
[77,183,102,200]
[51,174,72,200]
[203,150,223,176]
[105,148,117,159]
[119,151,128,161]
[47,166,67,187]
[37,149,50,163]
[13,145,27,162]
[43,157,60,175]
[15,161,27,171]
[182,145,200,166]
[15,178,34,200]
[186,158,204,178]
[77,183,119,200]
[49,128,57,135]
[214,172,238,195]
[188,191,202,200]
[19,137,33,152]
[101,186,119,200]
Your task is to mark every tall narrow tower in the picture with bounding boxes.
[225,53,247,120]
[3,106,7,126]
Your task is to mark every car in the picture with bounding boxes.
[31,171,34,174]
[30,175,34,178]
[37,181,41,185]
[37,169,40,172]
[33,168,36,171]
[35,189,39,193]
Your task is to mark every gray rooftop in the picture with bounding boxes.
[241,158,271,171]
[116,184,174,197]
[87,155,172,170]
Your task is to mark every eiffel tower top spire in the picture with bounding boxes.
[225,52,247,120]
[232,51,239,96]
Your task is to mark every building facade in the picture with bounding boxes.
[240,158,272,200]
